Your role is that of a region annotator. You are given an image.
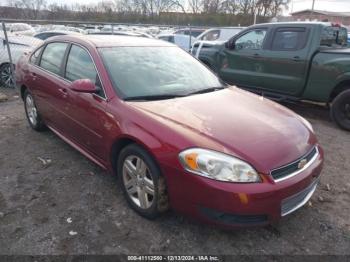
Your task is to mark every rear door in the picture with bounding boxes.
[259,26,312,95]
[219,28,268,88]
[61,44,108,160]
[29,42,70,132]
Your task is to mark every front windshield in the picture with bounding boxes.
[99,46,223,99]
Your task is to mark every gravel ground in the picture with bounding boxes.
[0,88,349,255]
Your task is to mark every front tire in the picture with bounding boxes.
[118,144,169,219]
[24,89,46,131]
[331,89,350,131]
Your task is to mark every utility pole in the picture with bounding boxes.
[311,0,316,20]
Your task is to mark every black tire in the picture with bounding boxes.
[0,63,15,88]
[23,89,46,131]
[331,89,350,131]
[117,144,169,219]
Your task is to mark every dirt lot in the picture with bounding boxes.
[0,87,349,256]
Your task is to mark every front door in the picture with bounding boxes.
[219,28,268,88]
[62,44,109,161]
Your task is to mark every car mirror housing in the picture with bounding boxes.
[70,79,97,93]
[225,39,235,50]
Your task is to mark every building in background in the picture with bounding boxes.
[291,9,350,26]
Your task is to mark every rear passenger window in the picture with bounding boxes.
[271,28,308,51]
[40,42,68,75]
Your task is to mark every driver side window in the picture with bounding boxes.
[235,29,267,50]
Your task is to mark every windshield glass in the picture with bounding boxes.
[99,46,223,99]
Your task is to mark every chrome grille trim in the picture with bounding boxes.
[271,146,319,183]
[281,178,318,216]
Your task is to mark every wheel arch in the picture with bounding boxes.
[109,135,162,177]
[20,84,28,100]
[330,80,350,102]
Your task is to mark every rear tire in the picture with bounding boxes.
[331,89,350,131]
[117,144,169,219]
[23,89,46,131]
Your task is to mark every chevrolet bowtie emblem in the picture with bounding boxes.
[298,159,308,169]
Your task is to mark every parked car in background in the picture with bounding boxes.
[347,33,350,46]
[5,23,35,36]
[0,34,42,87]
[16,35,323,227]
[88,31,153,38]
[197,22,350,130]
[158,34,196,52]
[174,28,206,38]
[191,27,244,61]
[196,27,245,42]
[34,30,82,40]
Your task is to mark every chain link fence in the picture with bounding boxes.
[0,19,207,89]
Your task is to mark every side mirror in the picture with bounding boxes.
[70,79,97,93]
[225,39,235,50]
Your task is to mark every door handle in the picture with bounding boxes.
[293,56,301,62]
[31,72,37,80]
[252,53,261,58]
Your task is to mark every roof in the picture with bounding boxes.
[291,9,350,17]
[253,21,334,27]
[49,34,174,47]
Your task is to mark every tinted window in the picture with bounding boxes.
[272,28,308,51]
[159,36,174,43]
[235,29,267,50]
[40,42,68,75]
[30,46,43,64]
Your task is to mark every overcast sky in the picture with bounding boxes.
[1,0,350,15]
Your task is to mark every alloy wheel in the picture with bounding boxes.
[0,64,14,88]
[122,155,155,209]
[25,94,38,126]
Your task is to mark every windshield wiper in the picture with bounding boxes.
[124,94,186,101]
[185,86,227,96]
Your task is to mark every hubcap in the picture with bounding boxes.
[122,155,155,209]
[25,94,38,126]
[0,65,14,88]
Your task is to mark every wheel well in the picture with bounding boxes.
[110,137,137,176]
[20,85,27,100]
[330,81,350,102]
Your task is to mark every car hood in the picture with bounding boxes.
[128,87,316,173]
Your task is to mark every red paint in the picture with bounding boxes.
[16,35,324,227]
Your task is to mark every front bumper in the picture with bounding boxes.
[161,146,324,227]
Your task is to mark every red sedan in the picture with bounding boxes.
[16,35,324,227]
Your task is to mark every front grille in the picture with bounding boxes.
[271,146,318,182]
[281,179,318,216]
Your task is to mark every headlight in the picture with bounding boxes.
[298,115,314,132]
[179,148,260,183]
